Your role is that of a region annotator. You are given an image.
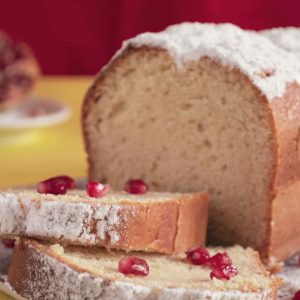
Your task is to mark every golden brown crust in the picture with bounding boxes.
[7,239,35,296]
[174,193,208,252]
[267,83,300,261]
[269,83,300,187]
[89,192,208,253]
[269,181,300,260]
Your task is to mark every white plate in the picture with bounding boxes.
[0,96,70,144]
[0,96,70,129]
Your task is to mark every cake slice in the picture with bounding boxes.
[0,189,208,254]
[7,239,281,300]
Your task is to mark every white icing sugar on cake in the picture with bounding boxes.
[0,192,122,245]
[110,22,300,99]
[261,27,300,58]
[0,189,200,251]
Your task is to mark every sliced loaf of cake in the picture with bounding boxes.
[0,189,208,253]
[7,239,281,300]
[82,22,300,262]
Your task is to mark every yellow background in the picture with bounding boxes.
[0,76,92,188]
[0,76,93,299]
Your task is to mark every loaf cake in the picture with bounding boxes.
[7,238,281,300]
[82,22,300,262]
[261,27,300,58]
[0,189,208,253]
[0,31,40,111]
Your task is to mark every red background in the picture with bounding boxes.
[1,0,299,75]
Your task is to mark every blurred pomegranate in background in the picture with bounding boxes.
[0,31,39,111]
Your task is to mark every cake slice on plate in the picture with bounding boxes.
[7,239,281,300]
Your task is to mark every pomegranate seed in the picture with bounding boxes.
[118,256,149,276]
[2,239,15,248]
[186,247,210,265]
[37,175,75,195]
[57,175,76,189]
[124,179,148,194]
[209,252,232,268]
[210,264,238,280]
[37,180,67,195]
[86,181,110,198]
[185,247,238,281]
[185,249,238,281]
[223,264,238,278]
[294,290,300,300]
[210,267,228,280]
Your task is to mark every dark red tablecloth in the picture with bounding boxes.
[1,0,299,75]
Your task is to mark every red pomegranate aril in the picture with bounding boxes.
[210,264,238,281]
[37,175,75,195]
[293,290,300,300]
[2,239,15,248]
[223,264,238,277]
[209,252,232,268]
[118,256,149,276]
[185,248,238,281]
[186,247,210,265]
[57,175,76,189]
[37,179,67,195]
[210,267,228,280]
[86,181,110,198]
[124,179,148,194]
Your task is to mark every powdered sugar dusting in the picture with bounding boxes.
[261,27,300,58]
[94,204,121,243]
[112,22,300,99]
[0,192,121,246]
[278,254,300,300]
